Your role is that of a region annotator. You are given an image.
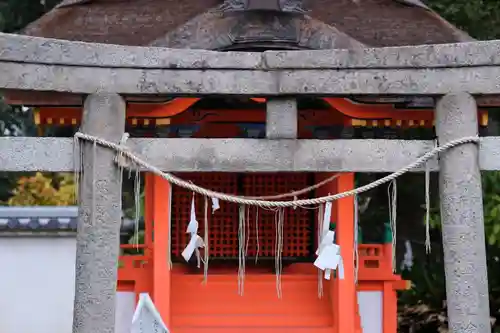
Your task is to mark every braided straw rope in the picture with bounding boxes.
[241,172,339,200]
[74,132,479,208]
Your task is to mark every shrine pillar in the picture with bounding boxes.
[331,174,356,333]
[151,175,172,326]
[435,93,490,333]
[73,93,126,333]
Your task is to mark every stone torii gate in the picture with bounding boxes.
[0,32,498,333]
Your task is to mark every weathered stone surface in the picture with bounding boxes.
[0,137,74,171]
[266,98,298,139]
[0,33,262,69]
[277,67,500,95]
[436,93,491,333]
[5,136,500,172]
[3,33,500,95]
[263,39,500,69]
[478,137,500,170]
[73,93,125,333]
[0,62,275,95]
[3,32,500,70]
[4,61,500,95]
[6,136,500,172]
[0,137,444,172]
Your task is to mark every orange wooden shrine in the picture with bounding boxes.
[116,172,409,333]
[35,97,488,333]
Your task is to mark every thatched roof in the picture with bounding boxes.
[21,0,473,49]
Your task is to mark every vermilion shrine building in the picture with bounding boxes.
[0,1,497,333]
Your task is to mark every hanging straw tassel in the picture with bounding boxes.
[114,133,131,199]
[425,161,432,254]
[388,180,397,272]
[91,141,97,229]
[167,183,173,269]
[238,204,246,296]
[203,196,209,283]
[317,203,325,298]
[279,208,285,297]
[275,208,285,299]
[73,135,81,204]
[354,194,359,284]
[255,207,260,264]
[133,169,141,250]
[245,206,251,256]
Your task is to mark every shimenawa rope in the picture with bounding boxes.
[74,132,479,207]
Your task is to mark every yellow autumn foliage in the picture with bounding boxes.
[7,172,76,206]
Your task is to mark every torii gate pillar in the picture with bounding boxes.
[436,92,491,333]
[73,93,126,333]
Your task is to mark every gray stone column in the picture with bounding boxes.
[73,93,126,333]
[435,92,490,333]
[266,98,298,139]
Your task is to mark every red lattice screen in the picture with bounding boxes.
[170,173,314,259]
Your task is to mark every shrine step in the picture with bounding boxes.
[171,272,334,333]
[173,327,335,333]
[172,315,332,327]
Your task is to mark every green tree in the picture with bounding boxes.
[391,3,500,331]
[427,0,500,40]
[7,172,75,206]
[0,0,59,33]
[0,0,57,202]
[398,172,500,332]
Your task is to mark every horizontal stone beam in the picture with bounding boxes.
[3,62,500,95]
[3,32,500,70]
[277,67,500,95]
[2,136,496,173]
[0,62,276,96]
[0,33,262,69]
[2,136,498,173]
[3,33,500,95]
[265,40,500,69]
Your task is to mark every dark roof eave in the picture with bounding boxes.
[0,206,138,232]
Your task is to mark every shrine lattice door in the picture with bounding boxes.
[170,172,315,264]
[168,173,334,333]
